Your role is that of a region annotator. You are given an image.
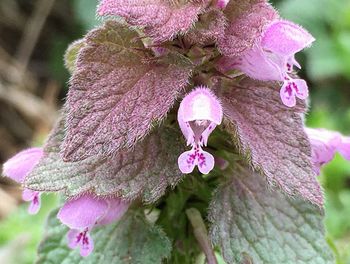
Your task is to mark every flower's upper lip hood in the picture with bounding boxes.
[261,19,315,57]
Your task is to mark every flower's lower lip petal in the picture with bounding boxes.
[293,79,309,100]
[178,150,196,174]
[27,193,41,215]
[80,232,94,257]
[198,151,215,175]
[67,229,80,249]
[280,82,296,107]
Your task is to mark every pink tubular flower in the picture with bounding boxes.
[177,87,223,175]
[57,194,130,257]
[219,20,314,107]
[305,128,350,174]
[3,148,43,214]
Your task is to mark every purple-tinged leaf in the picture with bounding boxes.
[25,115,186,203]
[208,165,334,264]
[97,0,207,42]
[184,8,226,46]
[64,39,85,74]
[218,0,278,57]
[62,21,192,161]
[219,77,323,206]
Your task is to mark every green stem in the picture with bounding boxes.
[186,208,218,264]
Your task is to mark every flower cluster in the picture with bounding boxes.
[217,20,314,107]
[0,0,348,261]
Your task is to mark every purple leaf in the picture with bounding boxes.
[184,8,226,46]
[62,21,192,161]
[208,165,333,263]
[97,0,207,42]
[219,77,323,206]
[218,0,278,57]
[25,115,186,203]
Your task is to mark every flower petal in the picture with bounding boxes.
[3,148,43,183]
[261,20,315,56]
[67,229,94,257]
[305,128,342,174]
[178,150,197,174]
[22,189,41,215]
[292,79,309,100]
[280,81,296,107]
[178,87,223,125]
[338,136,350,160]
[67,229,80,249]
[58,194,108,229]
[216,0,230,9]
[80,232,94,257]
[224,47,285,81]
[98,198,130,226]
[197,150,215,175]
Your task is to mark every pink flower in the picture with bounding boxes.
[3,148,43,214]
[306,128,350,174]
[218,20,314,107]
[57,194,129,257]
[177,87,223,174]
[216,0,230,9]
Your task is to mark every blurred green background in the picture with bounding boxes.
[0,0,349,263]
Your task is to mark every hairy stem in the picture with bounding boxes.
[186,208,218,264]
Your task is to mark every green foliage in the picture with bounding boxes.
[0,195,58,264]
[36,209,171,264]
[209,165,334,264]
[276,0,350,262]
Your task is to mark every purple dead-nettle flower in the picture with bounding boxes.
[3,148,43,214]
[219,20,314,107]
[58,194,129,257]
[306,128,350,174]
[178,87,223,174]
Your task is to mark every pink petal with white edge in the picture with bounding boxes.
[58,194,108,229]
[3,148,43,183]
[261,20,315,57]
[98,198,130,226]
[22,189,41,215]
[197,150,215,175]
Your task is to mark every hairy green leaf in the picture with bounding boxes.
[209,165,334,264]
[25,115,186,203]
[37,209,171,264]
